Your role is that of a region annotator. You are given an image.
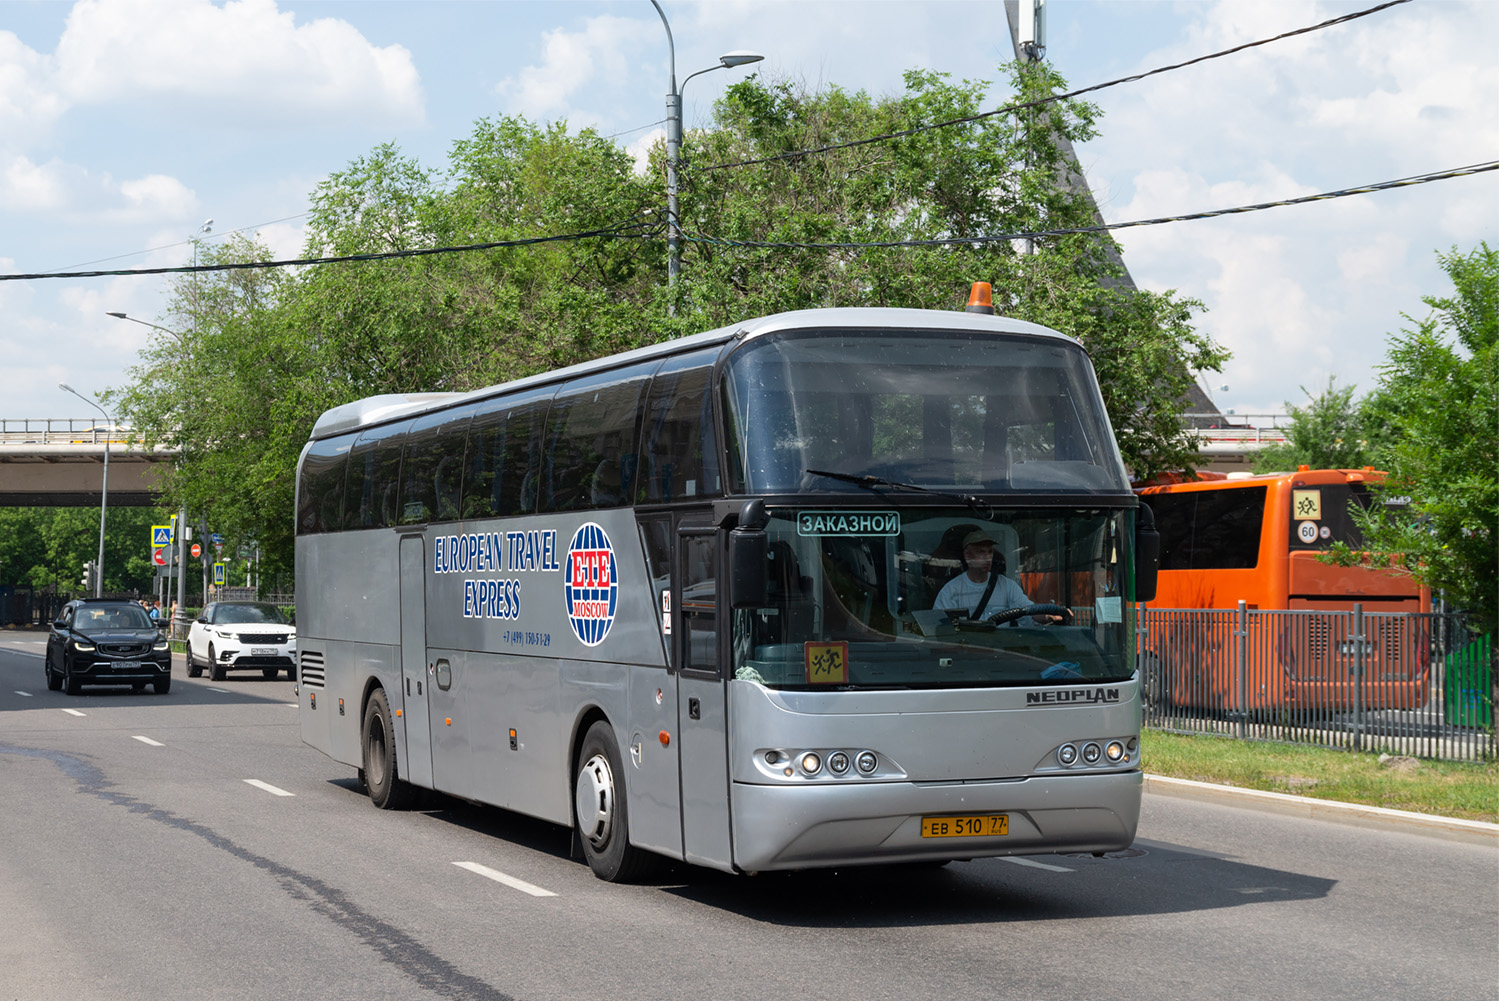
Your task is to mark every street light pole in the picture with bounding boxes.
[650,1,762,306]
[59,383,110,597]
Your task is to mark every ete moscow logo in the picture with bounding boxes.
[563,523,619,646]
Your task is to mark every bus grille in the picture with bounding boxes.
[299,650,325,688]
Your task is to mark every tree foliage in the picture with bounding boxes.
[112,65,1225,580]
[1345,243,1498,631]
[0,506,173,596]
[1251,377,1378,474]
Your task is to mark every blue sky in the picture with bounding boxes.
[2,0,1495,422]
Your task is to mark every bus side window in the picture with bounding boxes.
[544,367,652,512]
[680,533,718,673]
[400,409,471,526]
[344,422,409,530]
[297,437,350,535]
[641,352,722,503]
[501,401,548,515]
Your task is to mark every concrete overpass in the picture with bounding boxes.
[0,419,175,506]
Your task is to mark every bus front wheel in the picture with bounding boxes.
[574,721,655,883]
[362,689,416,810]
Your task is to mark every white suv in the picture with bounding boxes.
[187,602,296,681]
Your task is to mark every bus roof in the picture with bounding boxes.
[309,307,1077,441]
[1135,468,1387,492]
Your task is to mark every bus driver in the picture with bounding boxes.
[933,530,1059,624]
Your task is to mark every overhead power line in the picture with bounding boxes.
[0,220,659,283]
[694,0,1415,174]
[4,159,1488,283]
[678,161,1499,251]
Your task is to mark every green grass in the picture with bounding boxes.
[1143,729,1499,824]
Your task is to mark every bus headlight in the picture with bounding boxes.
[1105,741,1126,763]
[828,751,850,774]
[799,752,822,775]
[1082,742,1102,764]
[856,751,878,774]
[1057,743,1078,766]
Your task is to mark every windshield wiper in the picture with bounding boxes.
[804,469,992,519]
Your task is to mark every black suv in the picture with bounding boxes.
[46,598,172,695]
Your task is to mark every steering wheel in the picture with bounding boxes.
[987,603,1073,626]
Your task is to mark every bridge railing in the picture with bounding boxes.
[0,418,139,445]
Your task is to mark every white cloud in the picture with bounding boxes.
[495,14,657,126]
[51,0,424,126]
[1,155,70,212]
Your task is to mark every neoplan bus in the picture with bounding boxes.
[295,291,1160,880]
[1136,467,1430,712]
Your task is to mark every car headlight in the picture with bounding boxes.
[153,638,169,651]
[72,640,95,652]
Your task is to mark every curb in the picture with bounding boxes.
[1144,774,1499,848]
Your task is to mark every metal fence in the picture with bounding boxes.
[1139,603,1495,762]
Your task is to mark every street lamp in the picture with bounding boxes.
[651,1,762,300]
[59,383,111,597]
[106,311,184,343]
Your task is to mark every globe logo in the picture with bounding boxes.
[563,522,618,646]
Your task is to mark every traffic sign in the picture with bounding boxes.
[213,562,226,586]
[190,542,202,559]
[152,547,167,567]
[151,525,172,547]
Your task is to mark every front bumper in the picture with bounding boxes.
[73,657,171,682]
[730,770,1142,871]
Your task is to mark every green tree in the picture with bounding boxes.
[1348,244,1498,631]
[114,64,1228,574]
[0,506,171,596]
[1251,377,1377,473]
[674,67,1225,477]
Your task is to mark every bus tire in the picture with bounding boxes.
[362,688,415,810]
[574,721,656,883]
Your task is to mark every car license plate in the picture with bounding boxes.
[252,647,275,656]
[921,814,1008,838]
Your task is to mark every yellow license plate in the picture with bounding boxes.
[921,814,1009,838]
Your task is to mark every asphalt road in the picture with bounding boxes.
[0,632,1494,1001]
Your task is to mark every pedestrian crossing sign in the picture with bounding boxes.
[151,524,173,547]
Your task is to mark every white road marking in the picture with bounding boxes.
[285,704,298,709]
[61,708,86,717]
[1000,856,1073,872]
[207,687,232,694]
[243,779,295,797]
[15,691,33,697]
[132,736,165,747]
[453,861,557,898]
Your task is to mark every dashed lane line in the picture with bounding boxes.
[14,690,33,697]
[244,779,295,797]
[999,856,1073,872]
[453,861,558,898]
[132,735,165,747]
[61,708,86,717]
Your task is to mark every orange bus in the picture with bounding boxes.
[1136,468,1431,713]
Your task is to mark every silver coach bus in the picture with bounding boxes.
[295,295,1160,881]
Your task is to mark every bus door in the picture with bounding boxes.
[398,533,434,789]
[674,524,732,869]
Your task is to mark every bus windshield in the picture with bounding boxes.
[732,507,1134,689]
[722,329,1129,495]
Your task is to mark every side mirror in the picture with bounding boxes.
[1134,502,1160,603]
[196,616,209,624]
[728,528,769,610]
[52,619,66,630]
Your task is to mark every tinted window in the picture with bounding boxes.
[640,350,722,502]
[1152,486,1266,570]
[544,365,653,511]
[400,407,474,525]
[343,422,410,530]
[722,330,1127,494]
[297,437,352,535]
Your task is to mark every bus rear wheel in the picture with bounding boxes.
[362,688,416,810]
[574,721,656,883]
